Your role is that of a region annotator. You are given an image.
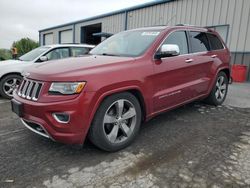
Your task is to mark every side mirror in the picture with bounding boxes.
[39,56,48,62]
[155,44,180,59]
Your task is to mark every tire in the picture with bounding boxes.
[88,92,142,152]
[204,72,228,106]
[0,74,23,99]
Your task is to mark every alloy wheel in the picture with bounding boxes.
[215,76,227,102]
[103,99,137,144]
[3,78,20,97]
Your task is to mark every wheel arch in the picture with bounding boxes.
[207,66,230,94]
[219,68,230,80]
[126,89,147,122]
[0,72,22,80]
[88,86,147,130]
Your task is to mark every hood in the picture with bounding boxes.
[0,59,24,66]
[0,59,33,75]
[26,55,135,81]
[0,59,32,68]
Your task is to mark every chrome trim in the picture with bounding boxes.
[18,80,25,96]
[26,82,34,99]
[21,81,29,98]
[31,83,39,99]
[52,113,70,124]
[32,96,38,101]
[21,119,50,139]
[17,79,43,101]
[185,59,193,63]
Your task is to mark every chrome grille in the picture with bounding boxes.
[18,79,43,101]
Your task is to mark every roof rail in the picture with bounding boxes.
[175,24,210,29]
[59,43,81,44]
[176,24,197,26]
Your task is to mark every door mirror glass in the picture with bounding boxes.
[39,56,48,62]
[155,44,180,59]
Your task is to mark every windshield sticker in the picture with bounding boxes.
[142,32,160,36]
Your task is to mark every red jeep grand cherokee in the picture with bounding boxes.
[12,26,230,151]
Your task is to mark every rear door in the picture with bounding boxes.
[206,32,229,65]
[186,31,214,95]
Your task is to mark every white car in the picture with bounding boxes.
[0,44,94,99]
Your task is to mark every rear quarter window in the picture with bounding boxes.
[206,33,224,50]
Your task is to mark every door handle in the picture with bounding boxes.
[211,54,217,58]
[185,59,193,63]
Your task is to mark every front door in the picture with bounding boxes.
[152,30,212,113]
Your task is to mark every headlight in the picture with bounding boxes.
[49,82,86,95]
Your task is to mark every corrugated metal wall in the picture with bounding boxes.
[74,13,125,43]
[40,0,250,80]
[41,25,73,45]
[125,0,250,80]
[126,0,250,52]
[102,13,125,34]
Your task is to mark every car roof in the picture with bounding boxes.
[129,25,210,32]
[44,44,95,48]
[130,26,169,31]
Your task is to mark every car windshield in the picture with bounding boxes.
[19,47,50,61]
[90,30,162,57]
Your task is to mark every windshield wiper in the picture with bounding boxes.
[100,53,120,57]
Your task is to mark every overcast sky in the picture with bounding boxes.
[0,0,154,49]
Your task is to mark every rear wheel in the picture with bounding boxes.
[0,74,22,99]
[88,92,142,152]
[204,72,228,106]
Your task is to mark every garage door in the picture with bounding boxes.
[44,33,53,45]
[60,30,73,44]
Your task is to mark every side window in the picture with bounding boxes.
[163,31,188,55]
[71,47,90,57]
[45,48,70,60]
[206,33,224,50]
[189,32,210,53]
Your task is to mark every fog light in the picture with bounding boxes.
[52,113,70,124]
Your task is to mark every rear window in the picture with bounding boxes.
[189,32,210,53]
[206,33,224,50]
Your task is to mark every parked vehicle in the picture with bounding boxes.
[12,26,230,151]
[0,44,94,99]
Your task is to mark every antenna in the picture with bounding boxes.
[152,14,176,26]
[165,14,177,26]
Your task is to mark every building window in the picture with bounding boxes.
[207,25,229,44]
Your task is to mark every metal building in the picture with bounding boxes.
[39,0,250,80]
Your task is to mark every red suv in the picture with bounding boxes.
[12,26,230,151]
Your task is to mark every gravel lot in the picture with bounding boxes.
[0,83,250,188]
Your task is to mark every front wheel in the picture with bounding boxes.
[0,74,22,99]
[88,92,142,152]
[204,72,228,106]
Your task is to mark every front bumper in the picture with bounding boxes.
[21,118,51,139]
[12,91,96,145]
